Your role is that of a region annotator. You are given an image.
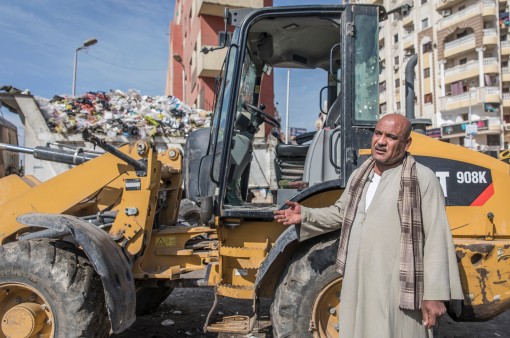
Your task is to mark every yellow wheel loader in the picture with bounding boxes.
[0,4,509,338]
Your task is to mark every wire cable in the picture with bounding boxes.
[84,52,167,71]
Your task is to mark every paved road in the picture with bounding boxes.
[115,288,510,338]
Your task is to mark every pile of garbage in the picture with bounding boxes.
[35,89,211,138]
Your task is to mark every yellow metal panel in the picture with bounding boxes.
[455,239,510,320]
[133,225,216,279]
[216,284,254,299]
[409,132,510,238]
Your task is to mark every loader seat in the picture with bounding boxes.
[273,130,315,187]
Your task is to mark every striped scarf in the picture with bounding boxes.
[335,153,424,310]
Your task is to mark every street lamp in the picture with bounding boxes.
[72,38,98,97]
[173,54,186,103]
[467,85,477,150]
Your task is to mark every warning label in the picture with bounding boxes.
[156,236,176,246]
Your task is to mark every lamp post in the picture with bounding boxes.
[173,54,186,103]
[72,38,98,97]
[467,86,477,150]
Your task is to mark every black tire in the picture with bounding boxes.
[135,286,173,315]
[178,199,202,226]
[0,239,109,338]
[271,236,341,338]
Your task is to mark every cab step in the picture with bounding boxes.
[206,315,256,333]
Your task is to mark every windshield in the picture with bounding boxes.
[353,11,379,122]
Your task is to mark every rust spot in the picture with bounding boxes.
[476,268,489,304]
[493,281,507,285]
[497,269,501,279]
[463,244,494,255]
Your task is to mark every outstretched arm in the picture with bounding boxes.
[274,201,302,225]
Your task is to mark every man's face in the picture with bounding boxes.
[371,115,412,168]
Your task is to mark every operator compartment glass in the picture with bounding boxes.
[196,6,388,214]
[216,10,347,209]
[353,10,379,122]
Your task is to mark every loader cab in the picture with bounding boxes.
[185,4,383,219]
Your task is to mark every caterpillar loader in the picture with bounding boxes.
[0,4,509,338]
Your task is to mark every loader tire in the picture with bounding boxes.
[178,198,202,226]
[135,286,173,315]
[0,239,109,338]
[271,237,342,338]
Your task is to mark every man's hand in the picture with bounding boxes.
[274,201,302,225]
[421,300,446,329]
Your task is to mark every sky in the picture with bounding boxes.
[0,0,340,137]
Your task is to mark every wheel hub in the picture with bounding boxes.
[2,302,46,338]
[312,278,342,338]
[0,283,53,338]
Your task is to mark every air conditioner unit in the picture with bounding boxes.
[504,124,510,131]
[442,9,452,17]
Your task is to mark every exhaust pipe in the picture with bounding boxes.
[404,54,432,134]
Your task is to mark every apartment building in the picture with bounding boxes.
[166,0,273,113]
[363,0,510,152]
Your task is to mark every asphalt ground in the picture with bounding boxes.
[114,287,510,338]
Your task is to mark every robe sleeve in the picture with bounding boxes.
[418,165,464,301]
[296,173,355,241]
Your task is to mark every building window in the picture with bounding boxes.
[421,0,428,4]
[487,134,500,146]
[424,68,430,78]
[394,34,399,43]
[395,78,400,88]
[458,5,465,11]
[424,93,433,103]
[421,18,429,30]
[422,42,432,53]
[379,81,386,92]
[396,102,401,110]
[459,58,467,65]
[380,103,387,114]
[218,31,233,46]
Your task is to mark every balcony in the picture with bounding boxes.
[503,93,510,107]
[483,28,498,45]
[446,57,500,84]
[198,0,264,17]
[503,67,510,82]
[441,117,501,138]
[403,33,414,50]
[197,47,228,78]
[483,56,500,73]
[436,0,464,11]
[444,34,475,58]
[437,1,496,30]
[444,60,479,83]
[402,13,413,29]
[502,41,510,55]
[439,87,501,111]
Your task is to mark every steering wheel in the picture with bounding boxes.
[241,103,281,129]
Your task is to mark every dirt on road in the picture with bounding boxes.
[114,287,510,338]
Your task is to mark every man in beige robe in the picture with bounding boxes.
[274,114,463,337]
